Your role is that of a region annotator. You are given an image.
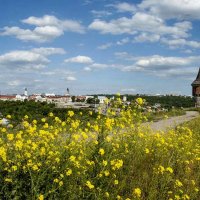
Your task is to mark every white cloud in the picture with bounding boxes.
[114,52,137,61]
[98,38,130,50]
[22,15,85,33]
[121,54,200,77]
[91,10,112,18]
[66,76,77,81]
[1,15,85,43]
[97,43,113,50]
[65,55,93,64]
[135,55,192,69]
[0,50,48,70]
[31,47,66,56]
[134,32,160,42]
[139,0,200,20]
[84,63,112,71]
[84,67,92,71]
[161,38,200,49]
[89,12,191,38]
[8,80,21,86]
[116,37,130,45]
[90,63,108,69]
[121,88,136,92]
[0,47,65,70]
[112,2,136,13]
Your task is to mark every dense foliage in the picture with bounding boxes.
[0,97,199,199]
[0,100,97,126]
[96,94,194,108]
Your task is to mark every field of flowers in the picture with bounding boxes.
[0,97,200,199]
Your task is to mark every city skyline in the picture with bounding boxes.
[1,0,200,95]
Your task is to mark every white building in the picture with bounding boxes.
[98,96,107,104]
[85,96,94,101]
[24,88,28,96]
[16,94,28,101]
[123,96,127,102]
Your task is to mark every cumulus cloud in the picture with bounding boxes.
[98,38,130,50]
[89,12,191,38]
[112,2,136,13]
[0,47,65,70]
[90,63,108,69]
[134,32,160,42]
[0,51,48,70]
[161,38,200,49]
[116,37,130,45]
[31,47,66,56]
[8,80,21,86]
[65,55,94,64]
[97,43,113,50]
[121,54,200,77]
[91,10,112,18]
[1,15,85,43]
[139,0,200,20]
[84,63,112,71]
[84,67,92,71]
[66,76,77,81]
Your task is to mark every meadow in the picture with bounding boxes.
[0,97,199,199]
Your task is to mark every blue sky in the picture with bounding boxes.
[0,0,200,95]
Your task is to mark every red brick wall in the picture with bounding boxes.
[196,86,200,95]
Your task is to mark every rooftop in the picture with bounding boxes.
[192,68,200,86]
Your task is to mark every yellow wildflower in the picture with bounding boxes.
[66,169,72,176]
[68,111,74,117]
[7,134,14,141]
[5,178,12,182]
[86,181,94,189]
[145,148,150,154]
[38,194,44,200]
[114,180,119,185]
[98,148,105,156]
[59,181,63,187]
[105,192,109,198]
[175,180,183,187]
[6,114,11,119]
[11,165,18,171]
[158,165,165,174]
[104,170,110,176]
[32,165,39,171]
[54,178,59,183]
[133,188,142,198]
[166,167,173,174]
[136,98,143,105]
[49,112,54,117]
[102,160,108,166]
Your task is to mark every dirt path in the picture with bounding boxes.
[143,111,199,132]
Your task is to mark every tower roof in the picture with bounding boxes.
[192,68,200,86]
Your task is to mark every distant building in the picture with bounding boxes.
[85,95,94,100]
[15,94,27,101]
[75,96,86,102]
[98,96,107,104]
[24,88,28,96]
[0,95,16,101]
[46,95,72,103]
[123,96,127,102]
[191,68,200,107]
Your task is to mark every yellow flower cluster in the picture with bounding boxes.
[0,97,200,199]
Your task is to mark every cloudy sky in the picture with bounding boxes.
[0,0,200,95]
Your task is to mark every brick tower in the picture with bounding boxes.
[192,68,200,107]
